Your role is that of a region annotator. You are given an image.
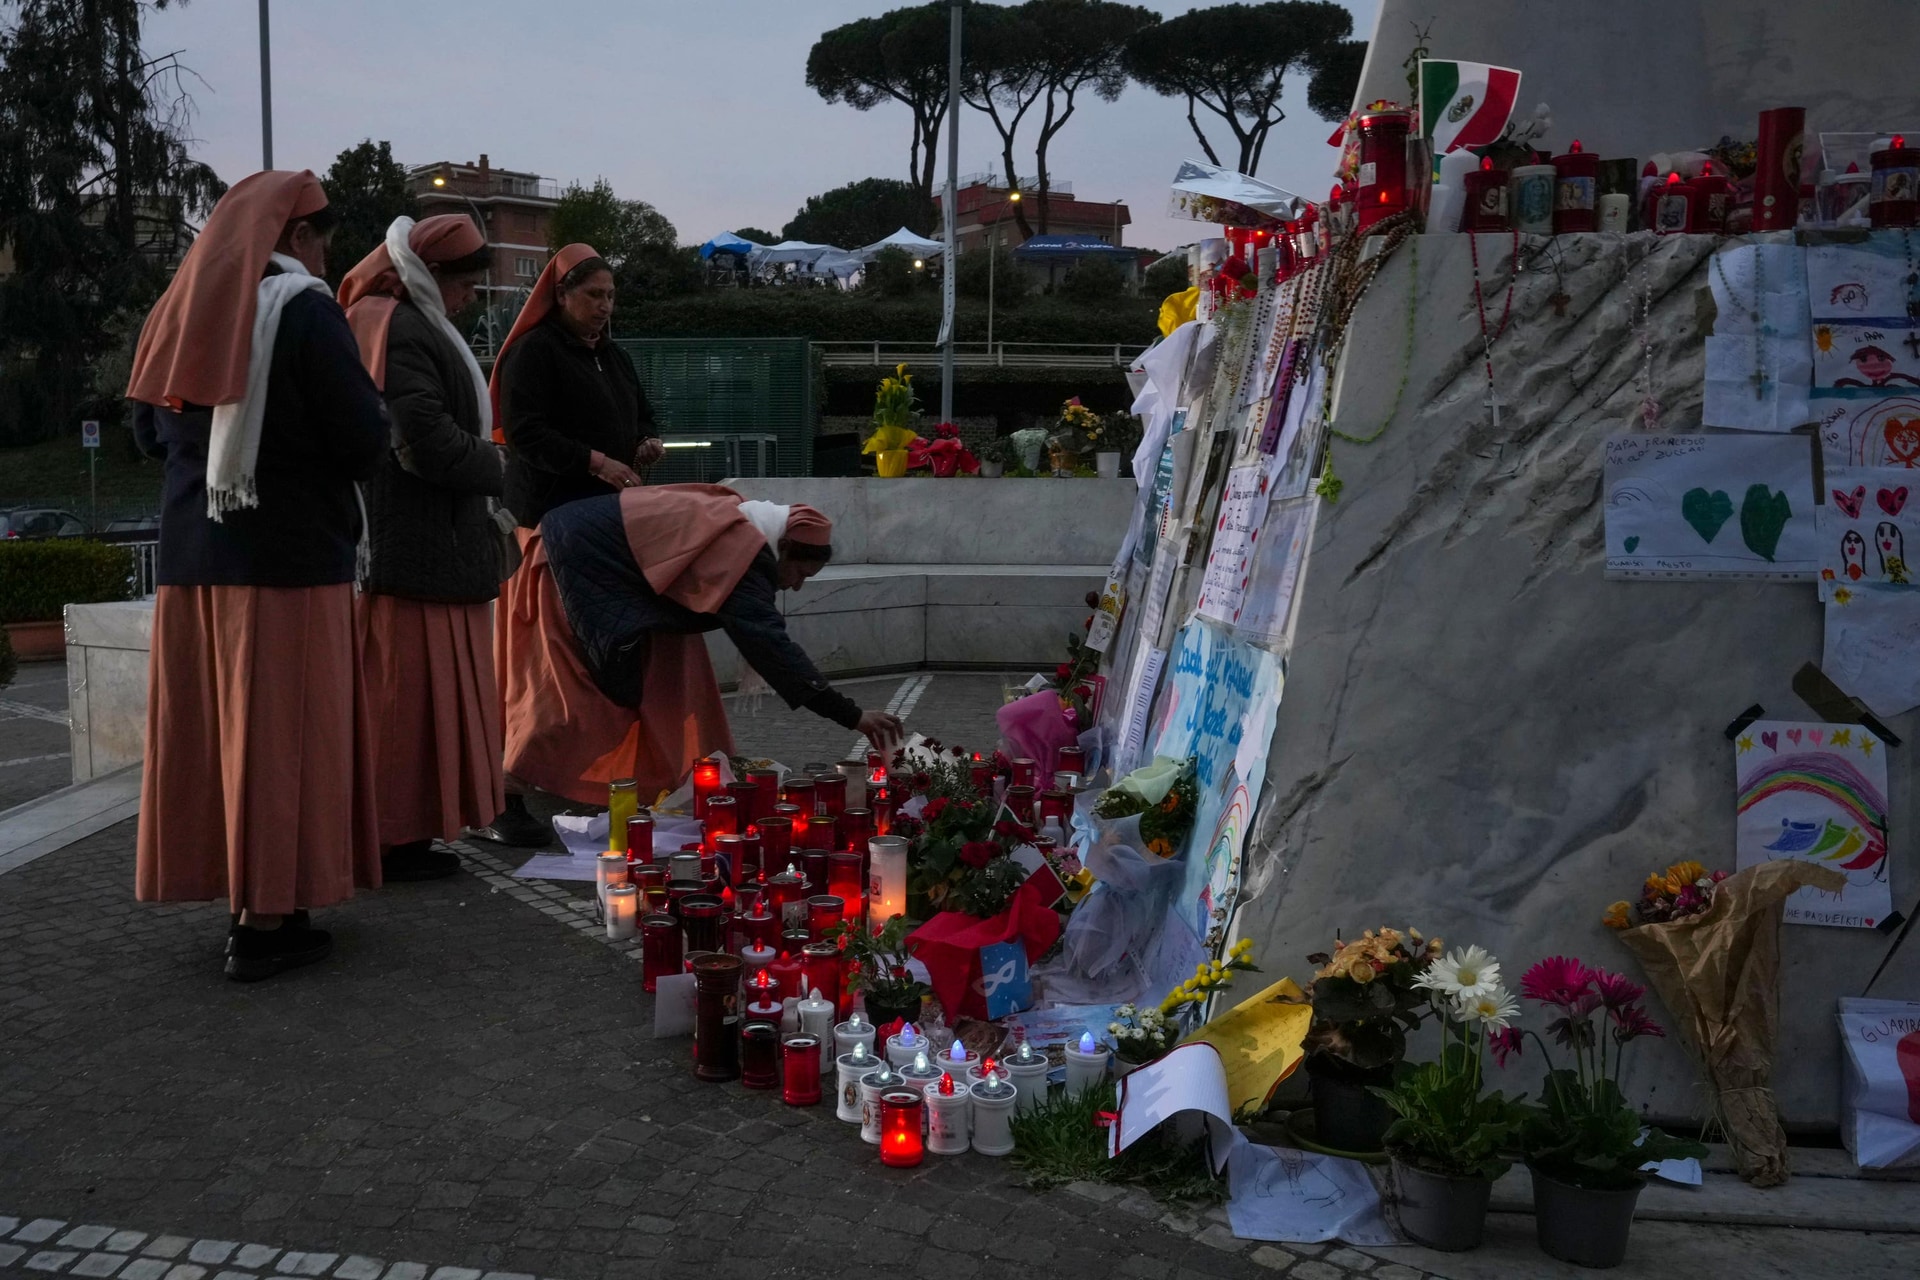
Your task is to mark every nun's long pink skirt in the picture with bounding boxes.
[358,594,504,845]
[136,583,381,914]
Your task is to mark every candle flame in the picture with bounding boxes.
[1079,1031,1096,1053]
[1570,139,1583,153]
[900,1023,917,1045]
[1481,156,1493,171]
[1665,171,1682,186]
[1896,134,1907,150]
[850,1013,865,1028]
[939,1072,954,1095]
[852,1042,868,1060]
[983,1056,998,1075]
[913,1051,929,1072]
[949,1041,967,1063]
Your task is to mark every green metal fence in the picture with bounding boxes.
[612,338,815,482]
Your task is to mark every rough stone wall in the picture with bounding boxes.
[1237,231,1915,1127]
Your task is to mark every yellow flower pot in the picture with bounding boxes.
[875,449,910,478]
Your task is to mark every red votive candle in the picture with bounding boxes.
[1692,164,1731,233]
[727,779,761,827]
[1355,110,1411,231]
[814,773,847,818]
[1010,758,1038,789]
[757,815,793,871]
[766,865,806,929]
[782,1035,823,1105]
[738,829,765,883]
[839,809,872,857]
[969,757,995,795]
[1872,134,1919,228]
[1039,789,1073,831]
[802,849,830,896]
[680,896,726,954]
[781,778,816,813]
[691,953,742,1082]
[827,851,864,920]
[1005,785,1037,825]
[1462,157,1510,231]
[1651,171,1697,234]
[1055,745,1086,778]
[640,913,681,993]
[691,760,722,821]
[807,895,845,941]
[790,809,813,853]
[633,863,667,904]
[741,942,777,988]
[1551,139,1599,233]
[802,940,843,1012]
[871,791,896,838]
[624,812,655,870]
[879,1089,926,1166]
[702,795,738,853]
[781,929,812,960]
[1752,106,1804,231]
[768,949,804,1003]
[740,901,779,950]
[713,833,743,886]
[740,1022,779,1089]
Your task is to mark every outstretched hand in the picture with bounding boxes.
[857,710,904,753]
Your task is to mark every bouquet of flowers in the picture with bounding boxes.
[1109,1003,1180,1065]
[1162,938,1259,1019]
[1092,757,1198,858]
[1509,956,1706,1189]
[1603,859,1730,928]
[1303,927,1440,1073]
[908,421,980,478]
[906,780,1027,916]
[863,363,922,461]
[830,913,930,1007]
[1051,397,1101,455]
[1371,945,1526,1181]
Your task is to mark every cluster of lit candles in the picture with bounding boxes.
[588,743,1103,1166]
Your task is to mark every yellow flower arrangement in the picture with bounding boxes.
[1159,938,1258,1016]
[864,363,921,455]
[1602,899,1632,930]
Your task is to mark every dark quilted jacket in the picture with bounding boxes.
[363,301,508,603]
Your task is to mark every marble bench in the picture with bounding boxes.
[62,477,1138,783]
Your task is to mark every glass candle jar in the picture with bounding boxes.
[691,760,722,821]
[739,902,779,950]
[757,816,793,871]
[871,791,896,838]
[813,773,847,819]
[634,866,668,914]
[640,914,682,992]
[781,777,816,813]
[969,757,995,795]
[604,883,638,941]
[625,811,655,869]
[746,767,781,812]
[781,1035,822,1105]
[1009,758,1038,789]
[926,1073,971,1155]
[727,778,761,828]
[702,795,738,853]
[827,850,864,923]
[680,896,726,954]
[691,953,743,1082]
[807,894,845,943]
[837,811,872,860]
[801,940,843,1013]
[1039,789,1073,832]
[768,950,804,1003]
[737,830,764,885]
[712,834,744,886]
[879,1089,926,1166]
[608,778,639,853]
[667,851,703,887]
[595,851,629,908]
[764,866,805,929]
[802,850,830,897]
[1004,785,1037,826]
[1055,745,1086,776]
[740,1021,779,1089]
[867,835,909,931]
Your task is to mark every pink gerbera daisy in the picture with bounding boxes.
[1520,955,1596,1007]
[1593,969,1646,1011]
[1488,1026,1523,1068]
[1610,1004,1665,1043]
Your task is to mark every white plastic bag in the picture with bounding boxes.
[1837,996,1920,1168]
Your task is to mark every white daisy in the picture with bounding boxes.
[1453,985,1520,1029]
[1415,945,1503,1001]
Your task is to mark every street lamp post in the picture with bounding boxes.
[257,0,272,168]
[434,171,496,357]
[986,189,1021,362]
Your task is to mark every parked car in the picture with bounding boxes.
[0,506,85,540]
[95,516,161,544]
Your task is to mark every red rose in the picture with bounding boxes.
[958,841,997,869]
[911,771,932,792]
[923,797,950,823]
[1055,663,1074,680]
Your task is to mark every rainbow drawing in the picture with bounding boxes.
[1737,751,1888,871]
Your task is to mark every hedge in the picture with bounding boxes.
[623,291,1158,346]
[0,539,135,624]
[0,624,14,689]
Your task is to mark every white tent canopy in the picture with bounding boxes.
[857,227,943,260]
[747,240,838,267]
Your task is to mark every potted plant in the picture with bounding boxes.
[1372,945,1524,1251]
[863,363,921,478]
[1108,1004,1178,1074]
[976,435,1013,478]
[1301,927,1439,1152]
[1009,426,1050,473]
[831,913,930,1029]
[1509,956,1707,1269]
[909,422,979,478]
[1050,397,1098,475]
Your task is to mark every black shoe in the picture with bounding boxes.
[227,909,309,956]
[472,794,553,848]
[382,840,462,882]
[225,921,332,982]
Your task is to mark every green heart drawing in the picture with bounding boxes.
[1682,487,1734,544]
[1740,484,1793,562]
[1624,536,1640,553]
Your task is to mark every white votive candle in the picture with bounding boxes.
[1064,1031,1109,1095]
[604,883,638,941]
[595,851,628,906]
[798,987,836,1068]
[926,1073,972,1155]
[858,1061,899,1143]
[969,1067,1018,1156]
[1002,1037,1053,1114]
[836,1041,876,1123]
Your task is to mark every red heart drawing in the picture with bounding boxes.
[1879,486,1910,516]
[1811,729,1824,744]
[1834,485,1866,518]
[1761,730,1779,751]
[1886,418,1920,466]
[1787,728,1803,745]
[1899,1030,1920,1123]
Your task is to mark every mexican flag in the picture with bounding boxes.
[1419,59,1522,154]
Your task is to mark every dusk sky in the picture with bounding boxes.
[147,0,1380,253]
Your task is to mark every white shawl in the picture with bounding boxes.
[738,500,791,552]
[205,252,330,518]
[381,216,493,437]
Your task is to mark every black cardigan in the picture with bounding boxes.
[133,285,389,588]
[497,315,656,527]
[540,494,863,730]
[363,301,507,603]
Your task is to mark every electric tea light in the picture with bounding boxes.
[836,1040,876,1123]
[926,1072,971,1155]
[969,1064,1018,1157]
[1065,1030,1109,1094]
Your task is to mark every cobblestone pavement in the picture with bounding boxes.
[0,661,72,811]
[0,672,1420,1280]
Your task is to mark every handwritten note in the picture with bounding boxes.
[1603,433,1817,580]
[1196,463,1271,625]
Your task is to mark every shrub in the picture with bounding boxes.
[0,539,135,624]
[1058,255,1126,302]
[957,247,1029,303]
[0,623,14,689]
[864,246,922,298]
[1144,254,1191,300]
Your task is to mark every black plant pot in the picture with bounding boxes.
[1391,1156,1494,1251]
[863,992,924,1031]
[1530,1165,1644,1269]
[1305,1055,1394,1153]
